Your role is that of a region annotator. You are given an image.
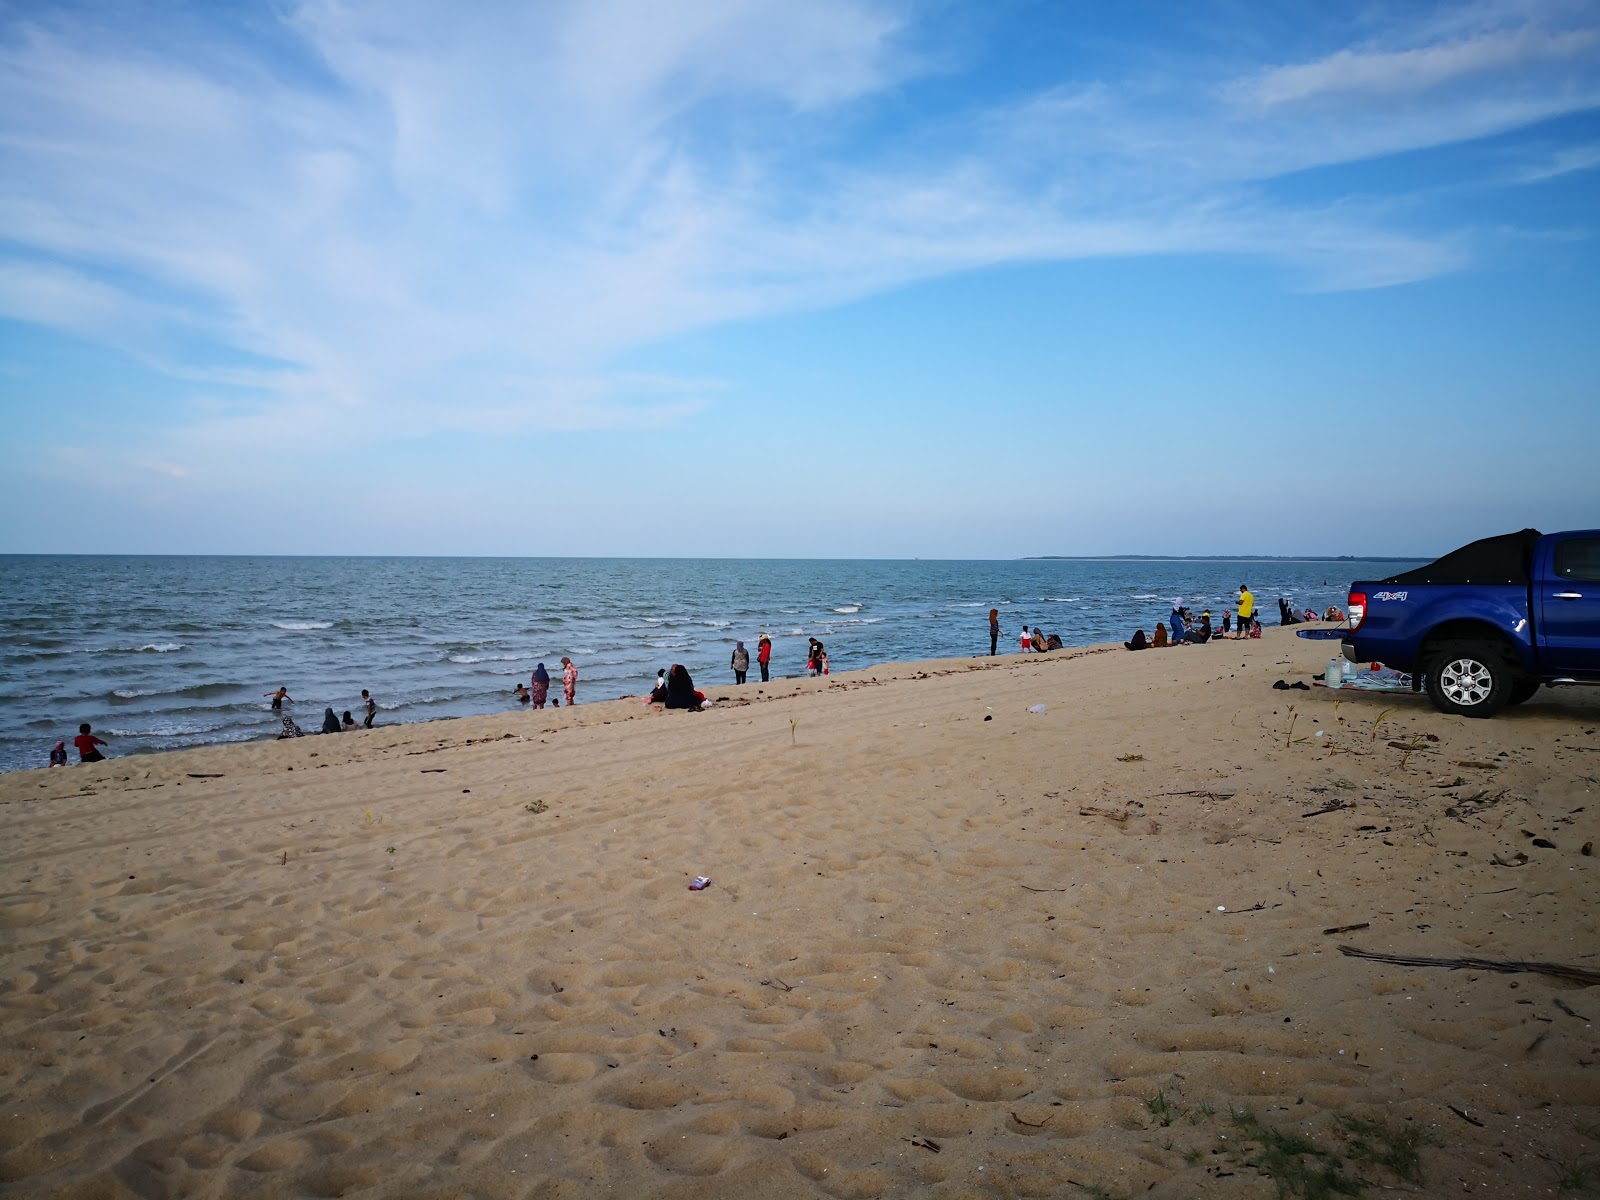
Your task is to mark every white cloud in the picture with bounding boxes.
[1237,24,1600,109]
[0,0,1594,470]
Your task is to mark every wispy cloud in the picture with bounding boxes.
[1236,24,1600,109]
[0,0,1595,473]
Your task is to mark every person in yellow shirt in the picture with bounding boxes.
[1234,584,1254,639]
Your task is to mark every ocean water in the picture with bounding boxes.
[0,555,1418,774]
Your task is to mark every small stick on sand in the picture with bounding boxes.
[1555,998,1590,1021]
[1323,922,1370,935]
[1448,1105,1485,1128]
[1302,800,1346,817]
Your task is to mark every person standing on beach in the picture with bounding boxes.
[264,686,292,712]
[561,657,578,706]
[360,689,377,728]
[530,664,550,708]
[989,609,1000,656]
[1019,623,1031,653]
[807,639,824,677]
[1235,584,1254,639]
[74,723,107,762]
[731,641,749,684]
[757,634,772,682]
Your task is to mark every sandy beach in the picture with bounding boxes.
[2,627,1597,1198]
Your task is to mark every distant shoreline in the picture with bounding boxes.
[1024,555,1426,563]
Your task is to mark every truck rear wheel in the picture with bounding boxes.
[1425,641,1512,718]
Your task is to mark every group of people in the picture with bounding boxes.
[269,686,379,739]
[991,609,1066,655]
[49,723,108,765]
[1125,585,1263,651]
[729,635,777,683]
[512,657,579,709]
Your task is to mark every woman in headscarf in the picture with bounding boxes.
[278,714,304,739]
[1151,622,1168,648]
[989,609,1000,656]
[1030,627,1046,652]
[341,710,358,730]
[664,664,701,710]
[1124,629,1148,651]
[530,664,550,709]
[320,707,341,734]
[561,657,578,707]
[730,640,749,684]
[757,635,772,682]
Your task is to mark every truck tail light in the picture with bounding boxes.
[1347,591,1366,630]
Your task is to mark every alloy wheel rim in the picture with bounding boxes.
[1441,658,1491,706]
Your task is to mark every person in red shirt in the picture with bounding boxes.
[757,633,772,682]
[73,723,107,763]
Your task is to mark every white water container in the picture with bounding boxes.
[1325,658,1342,688]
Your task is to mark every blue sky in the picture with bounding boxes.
[1,0,1596,558]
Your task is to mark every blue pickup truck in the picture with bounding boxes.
[1344,528,1600,717]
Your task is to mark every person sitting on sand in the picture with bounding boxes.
[1030,627,1046,652]
[514,683,531,704]
[1124,629,1148,651]
[50,740,69,767]
[1278,597,1302,626]
[1044,633,1063,652]
[530,664,550,708]
[341,710,357,730]
[277,715,304,739]
[663,664,702,711]
[73,723,108,762]
[1324,605,1344,623]
[1151,623,1168,648]
[320,708,341,734]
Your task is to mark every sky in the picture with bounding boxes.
[0,0,1597,559]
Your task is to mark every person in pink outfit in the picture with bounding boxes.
[561,657,578,707]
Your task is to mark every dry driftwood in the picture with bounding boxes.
[1340,945,1600,987]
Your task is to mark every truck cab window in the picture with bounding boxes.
[1554,538,1600,582]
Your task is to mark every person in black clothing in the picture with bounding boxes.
[321,708,341,734]
[663,664,702,710]
[1124,629,1148,651]
[989,608,1000,656]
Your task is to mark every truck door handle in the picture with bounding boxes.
[1553,592,1584,600]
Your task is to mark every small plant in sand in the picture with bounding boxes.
[1369,707,1395,743]
[1284,704,1298,748]
[1555,1157,1593,1192]
[524,799,548,814]
[1144,1089,1179,1126]
[790,718,798,745]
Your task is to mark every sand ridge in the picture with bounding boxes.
[2,629,1597,1197]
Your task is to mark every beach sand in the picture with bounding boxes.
[2,629,1597,1198]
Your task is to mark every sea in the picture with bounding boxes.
[0,555,1422,774]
